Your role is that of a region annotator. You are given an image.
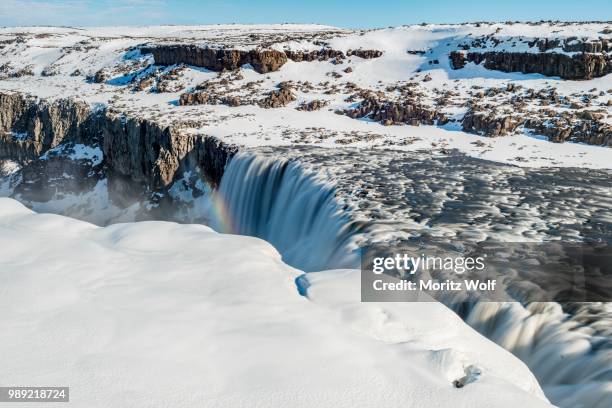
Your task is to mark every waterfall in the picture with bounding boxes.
[448,300,612,407]
[212,151,611,407]
[212,152,361,272]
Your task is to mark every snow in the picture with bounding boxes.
[0,197,552,407]
[41,143,103,165]
[0,23,610,169]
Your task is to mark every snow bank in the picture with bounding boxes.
[0,198,550,407]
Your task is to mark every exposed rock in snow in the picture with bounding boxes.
[453,51,611,80]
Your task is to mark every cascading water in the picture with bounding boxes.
[451,301,612,407]
[212,150,611,408]
[212,152,361,272]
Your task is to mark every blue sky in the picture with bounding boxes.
[0,0,610,28]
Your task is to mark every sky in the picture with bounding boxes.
[0,0,610,28]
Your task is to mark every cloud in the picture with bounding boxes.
[0,0,170,26]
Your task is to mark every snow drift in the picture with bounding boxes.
[0,198,550,408]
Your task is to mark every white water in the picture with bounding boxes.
[213,152,361,272]
[452,301,612,407]
[212,151,611,408]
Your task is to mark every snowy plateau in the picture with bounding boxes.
[0,22,611,408]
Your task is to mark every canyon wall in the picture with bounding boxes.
[450,50,612,80]
[141,45,383,73]
[0,92,96,161]
[0,91,237,206]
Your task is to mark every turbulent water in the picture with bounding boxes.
[2,143,611,407]
[212,152,361,271]
[211,148,612,408]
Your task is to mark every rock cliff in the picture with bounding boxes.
[449,50,612,80]
[141,45,288,73]
[0,91,238,208]
[142,45,383,73]
[343,97,447,126]
[0,92,96,161]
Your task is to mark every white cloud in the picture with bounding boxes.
[0,0,170,27]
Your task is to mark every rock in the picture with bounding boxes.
[179,91,209,106]
[451,51,612,80]
[0,92,96,161]
[41,66,59,77]
[14,145,103,202]
[140,44,382,74]
[135,77,154,92]
[258,86,296,108]
[9,66,34,78]
[449,51,467,69]
[142,45,288,74]
[91,68,109,83]
[462,108,522,137]
[285,49,345,62]
[296,100,329,111]
[346,49,383,59]
[343,97,447,126]
[103,112,237,195]
[0,91,239,209]
[524,115,612,146]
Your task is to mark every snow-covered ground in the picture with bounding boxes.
[0,197,552,407]
[0,23,610,408]
[0,23,610,168]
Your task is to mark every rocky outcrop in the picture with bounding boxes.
[534,38,611,53]
[343,97,447,126]
[179,91,210,106]
[143,45,383,73]
[346,49,383,59]
[258,85,296,108]
[296,99,329,111]
[450,50,612,80]
[0,91,239,209]
[462,108,522,137]
[179,91,246,107]
[0,92,97,161]
[141,45,287,74]
[449,51,467,69]
[103,113,237,193]
[284,48,382,63]
[14,146,103,202]
[284,49,345,62]
[461,105,612,145]
[525,116,612,146]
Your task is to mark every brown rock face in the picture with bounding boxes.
[258,86,296,109]
[284,48,382,62]
[179,91,209,106]
[344,97,447,126]
[449,51,467,69]
[143,45,383,73]
[285,49,345,62]
[450,51,612,80]
[142,45,288,74]
[0,91,239,208]
[103,114,237,191]
[296,100,329,111]
[525,116,612,146]
[346,49,383,59]
[461,108,522,137]
[0,92,96,161]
